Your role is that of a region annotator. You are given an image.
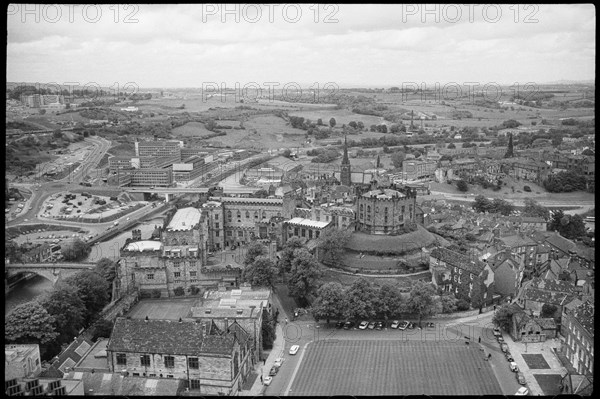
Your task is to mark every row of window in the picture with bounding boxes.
[147,271,197,280]
[116,353,199,369]
[226,210,281,221]
[359,204,412,214]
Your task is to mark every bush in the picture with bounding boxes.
[190,285,200,295]
[140,290,152,299]
[173,287,185,296]
[456,299,470,311]
[151,289,162,298]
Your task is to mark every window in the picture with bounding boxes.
[164,356,175,368]
[173,260,180,268]
[262,211,267,219]
[309,230,313,239]
[140,355,150,367]
[174,272,181,278]
[367,206,371,214]
[246,211,250,219]
[237,211,241,219]
[167,375,174,378]
[301,229,306,237]
[254,211,258,219]
[227,211,232,221]
[215,214,219,220]
[401,206,405,213]
[190,379,201,390]
[190,271,196,277]
[188,357,199,369]
[215,222,219,229]
[227,230,233,237]
[454,267,457,273]
[215,231,219,237]
[315,231,320,238]
[238,230,243,237]
[147,274,154,280]
[116,353,127,366]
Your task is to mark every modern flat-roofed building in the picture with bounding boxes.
[130,168,173,187]
[135,140,182,157]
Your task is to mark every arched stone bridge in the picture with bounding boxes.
[6,262,96,285]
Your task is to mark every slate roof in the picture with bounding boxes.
[544,233,577,254]
[39,336,95,378]
[523,288,576,306]
[430,247,485,275]
[536,318,557,329]
[66,371,183,396]
[498,234,537,248]
[108,318,236,356]
[571,301,594,336]
[530,277,578,294]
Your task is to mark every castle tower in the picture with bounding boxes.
[340,135,351,186]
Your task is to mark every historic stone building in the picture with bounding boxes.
[340,135,351,187]
[355,187,418,234]
[107,318,252,395]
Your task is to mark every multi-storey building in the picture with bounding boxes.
[135,140,182,158]
[172,155,209,182]
[5,344,42,380]
[561,300,594,376]
[355,187,417,234]
[107,318,251,395]
[202,200,225,251]
[429,247,495,303]
[401,159,437,181]
[129,168,173,187]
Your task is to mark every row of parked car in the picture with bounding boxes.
[335,320,435,330]
[493,327,529,395]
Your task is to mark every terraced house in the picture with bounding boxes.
[560,300,594,376]
[107,318,251,395]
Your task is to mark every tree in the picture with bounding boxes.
[329,117,336,128]
[540,303,558,319]
[38,284,86,344]
[5,301,58,345]
[310,282,346,323]
[447,143,456,149]
[90,319,114,341]
[278,237,305,273]
[357,121,364,130]
[549,211,587,240]
[376,155,381,168]
[504,133,514,158]
[343,278,380,320]
[317,229,351,266]
[441,295,458,313]
[377,284,404,321]
[502,119,521,129]
[456,180,469,192]
[243,241,268,266]
[61,238,90,261]
[391,151,405,169]
[261,309,276,349]
[522,198,549,219]
[242,256,278,288]
[317,118,323,126]
[62,270,110,325]
[491,198,514,216]
[406,281,438,327]
[53,129,63,139]
[94,258,117,282]
[492,304,517,332]
[287,249,322,299]
[470,279,487,313]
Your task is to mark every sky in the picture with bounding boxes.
[6,4,596,89]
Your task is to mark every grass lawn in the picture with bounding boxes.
[289,340,502,395]
[533,374,563,395]
[345,225,439,254]
[521,353,551,369]
[126,298,197,320]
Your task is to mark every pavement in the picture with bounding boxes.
[243,323,286,396]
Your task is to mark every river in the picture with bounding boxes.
[5,217,165,315]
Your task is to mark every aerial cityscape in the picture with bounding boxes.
[5,3,595,396]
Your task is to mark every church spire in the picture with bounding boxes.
[340,135,351,186]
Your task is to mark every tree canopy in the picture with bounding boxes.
[405,280,438,327]
[243,241,268,266]
[5,301,58,345]
[62,270,110,325]
[287,248,322,299]
[242,256,278,288]
[39,284,86,343]
[317,229,352,266]
[310,282,346,322]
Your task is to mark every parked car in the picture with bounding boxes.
[398,321,409,330]
[515,387,529,395]
[510,362,519,372]
[501,343,509,353]
[359,321,369,330]
[516,372,526,385]
[506,353,514,362]
[289,345,300,355]
[367,322,376,330]
[343,321,354,330]
[269,365,279,376]
[335,321,344,329]
[390,320,400,329]
[425,322,435,328]
[407,322,415,329]
[274,358,284,367]
[263,376,273,386]
[497,336,505,343]
[375,322,384,330]
[493,327,502,337]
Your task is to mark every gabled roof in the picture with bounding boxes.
[108,318,236,357]
[523,288,576,306]
[544,233,576,254]
[430,247,485,275]
[40,336,94,378]
[571,300,594,336]
[535,318,557,329]
[530,277,578,294]
[66,371,183,396]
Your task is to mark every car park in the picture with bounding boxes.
[390,320,400,329]
[515,387,529,396]
[289,345,299,355]
[375,322,384,330]
[359,321,369,330]
[367,322,376,330]
[343,321,354,330]
[516,372,526,385]
[510,362,519,372]
[263,376,273,386]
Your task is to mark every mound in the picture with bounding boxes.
[345,225,447,254]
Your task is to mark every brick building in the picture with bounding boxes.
[561,300,594,376]
[107,318,252,395]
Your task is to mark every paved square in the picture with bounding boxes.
[289,340,502,395]
[521,354,551,369]
[127,298,195,320]
[533,374,563,395]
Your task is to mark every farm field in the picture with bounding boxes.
[289,108,386,127]
[126,298,196,320]
[289,340,502,396]
[171,121,214,138]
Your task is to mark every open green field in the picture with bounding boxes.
[289,108,386,127]
[171,121,214,137]
[126,298,196,320]
[289,340,502,395]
